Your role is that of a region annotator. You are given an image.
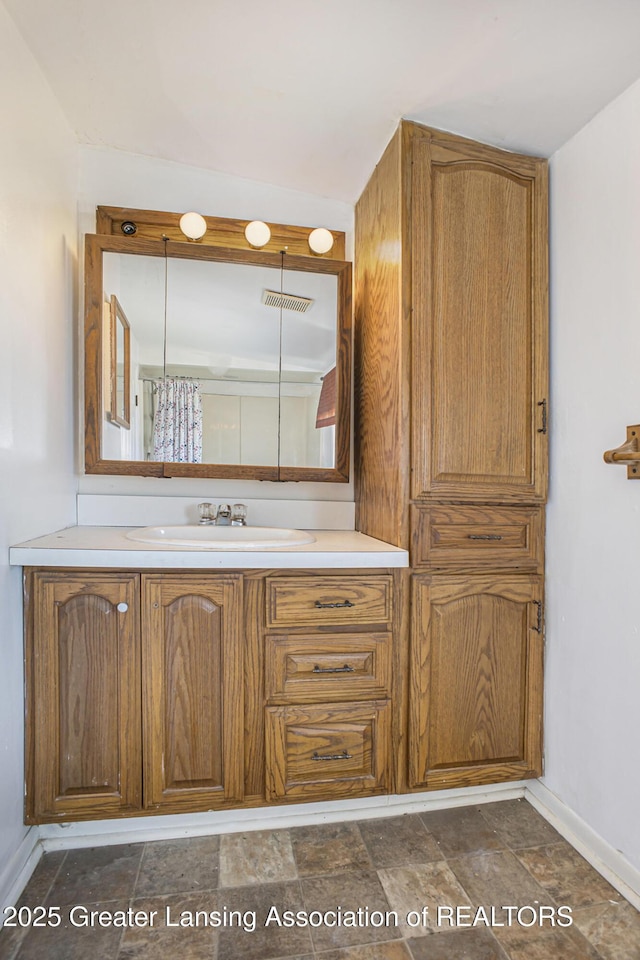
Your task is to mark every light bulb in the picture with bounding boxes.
[244,220,271,248]
[179,212,207,241]
[308,227,334,255]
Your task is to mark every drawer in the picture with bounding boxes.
[411,505,544,571]
[265,700,390,800]
[266,576,392,628]
[265,633,391,703]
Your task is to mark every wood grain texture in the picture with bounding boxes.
[57,594,121,795]
[96,206,346,260]
[354,128,411,547]
[265,632,391,703]
[409,127,548,503]
[142,574,244,812]
[265,700,390,801]
[266,575,392,628]
[411,504,544,573]
[27,572,141,823]
[243,572,267,799]
[409,574,543,790]
[390,567,410,795]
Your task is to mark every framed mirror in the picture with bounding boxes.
[107,295,130,429]
[84,231,351,481]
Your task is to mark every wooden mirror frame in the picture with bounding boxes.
[84,232,352,481]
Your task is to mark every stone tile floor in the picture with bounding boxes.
[1,800,640,959]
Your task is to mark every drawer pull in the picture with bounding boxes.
[312,750,353,762]
[314,599,354,609]
[538,398,548,435]
[312,664,355,675]
[468,534,503,541]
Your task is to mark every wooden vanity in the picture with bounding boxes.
[18,532,406,824]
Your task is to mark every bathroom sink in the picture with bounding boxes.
[126,525,316,549]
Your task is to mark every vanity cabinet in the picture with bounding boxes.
[25,567,399,823]
[355,121,548,791]
[26,570,243,823]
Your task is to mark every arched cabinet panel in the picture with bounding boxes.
[409,574,543,790]
[411,137,548,503]
[27,573,141,821]
[142,575,243,811]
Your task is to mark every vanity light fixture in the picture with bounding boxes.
[179,211,208,241]
[244,220,271,248]
[308,227,334,255]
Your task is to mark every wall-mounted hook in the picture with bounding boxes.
[603,425,640,479]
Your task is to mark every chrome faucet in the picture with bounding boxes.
[197,502,247,526]
[216,504,232,525]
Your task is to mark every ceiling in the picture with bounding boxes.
[7,0,640,202]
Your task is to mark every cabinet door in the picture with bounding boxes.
[142,575,243,812]
[409,574,543,790]
[27,572,141,822]
[411,132,548,503]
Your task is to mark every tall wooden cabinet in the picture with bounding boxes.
[355,122,548,791]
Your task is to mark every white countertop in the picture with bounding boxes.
[9,526,408,569]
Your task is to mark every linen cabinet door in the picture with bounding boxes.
[410,132,548,503]
[409,574,543,790]
[142,575,243,812]
[27,571,141,823]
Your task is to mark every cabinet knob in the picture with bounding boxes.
[116,602,129,613]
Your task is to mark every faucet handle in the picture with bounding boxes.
[231,503,247,526]
[197,502,216,524]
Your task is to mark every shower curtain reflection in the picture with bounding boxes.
[152,378,203,462]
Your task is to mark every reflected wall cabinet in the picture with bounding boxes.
[354,122,548,790]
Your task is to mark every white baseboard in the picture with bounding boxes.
[0,828,42,917]
[22,780,640,918]
[21,780,640,918]
[39,781,527,851]
[526,780,640,910]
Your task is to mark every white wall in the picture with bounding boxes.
[77,146,354,505]
[0,1,77,900]
[546,77,640,870]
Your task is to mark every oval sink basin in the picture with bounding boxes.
[126,525,316,549]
